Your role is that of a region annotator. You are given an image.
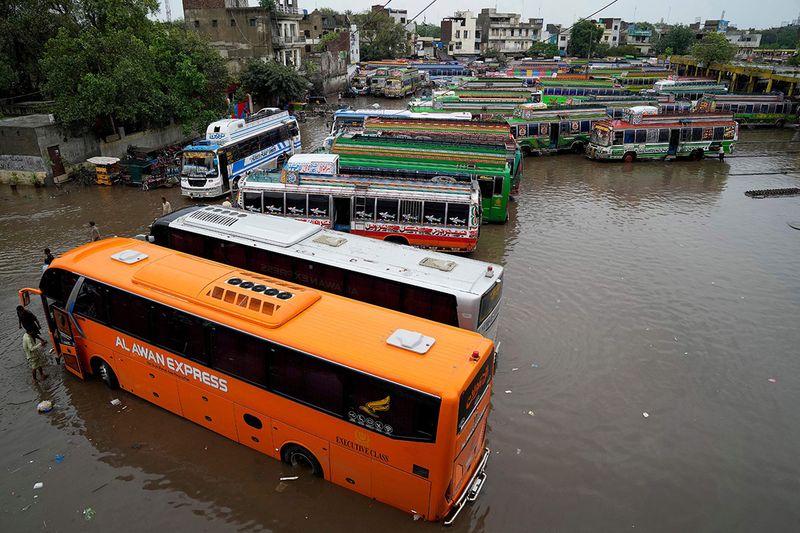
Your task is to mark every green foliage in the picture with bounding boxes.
[482,48,508,67]
[240,60,309,108]
[633,21,655,31]
[789,51,800,66]
[567,20,603,57]
[318,7,339,17]
[40,1,228,134]
[527,41,559,58]
[606,44,639,56]
[593,43,610,58]
[690,32,737,66]
[259,0,276,11]
[759,25,800,49]
[315,30,342,52]
[652,24,695,55]
[415,23,441,39]
[351,11,409,61]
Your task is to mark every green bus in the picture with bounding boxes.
[582,95,692,118]
[384,68,422,98]
[586,109,738,162]
[331,135,512,223]
[695,93,798,127]
[507,104,609,155]
[538,79,629,104]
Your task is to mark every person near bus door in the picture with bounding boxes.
[162,196,172,215]
[17,305,46,345]
[22,331,47,382]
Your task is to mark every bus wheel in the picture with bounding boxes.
[572,142,585,154]
[692,149,704,161]
[94,359,119,390]
[384,236,409,246]
[775,119,785,128]
[622,152,636,163]
[281,444,323,478]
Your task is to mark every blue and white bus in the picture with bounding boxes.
[180,108,301,199]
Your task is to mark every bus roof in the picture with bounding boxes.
[200,109,294,146]
[53,238,493,395]
[162,205,502,296]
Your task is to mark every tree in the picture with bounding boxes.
[351,11,409,60]
[690,32,737,66]
[652,24,695,55]
[759,25,800,49]
[527,41,559,58]
[482,47,508,67]
[415,23,441,39]
[240,60,309,108]
[259,0,275,11]
[40,1,229,134]
[567,20,603,57]
[607,44,639,56]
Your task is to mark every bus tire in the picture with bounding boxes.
[384,236,409,246]
[692,149,704,161]
[281,444,323,478]
[94,359,119,390]
[571,142,585,154]
[622,152,636,163]
[775,119,785,128]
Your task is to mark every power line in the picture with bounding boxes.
[561,0,621,34]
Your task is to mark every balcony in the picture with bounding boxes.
[274,4,298,15]
[272,34,306,47]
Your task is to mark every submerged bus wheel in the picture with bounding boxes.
[622,152,636,163]
[281,444,323,478]
[572,142,585,154]
[93,359,119,390]
[384,236,409,246]
[691,149,704,161]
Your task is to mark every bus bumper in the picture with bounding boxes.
[443,447,490,526]
[182,187,227,199]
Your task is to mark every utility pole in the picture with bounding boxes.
[164,0,172,23]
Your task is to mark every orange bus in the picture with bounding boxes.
[20,238,494,524]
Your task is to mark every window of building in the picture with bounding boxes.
[464,30,469,38]
[456,30,461,38]
[231,19,236,27]
[194,20,200,28]
[211,19,218,27]
[249,18,256,27]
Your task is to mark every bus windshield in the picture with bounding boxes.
[591,128,611,146]
[181,151,217,177]
[478,278,502,328]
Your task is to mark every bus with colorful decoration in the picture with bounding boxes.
[385,68,422,98]
[507,104,609,155]
[236,154,483,252]
[180,108,300,199]
[695,92,798,127]
[586,108,738,162]
[538,79,629,104]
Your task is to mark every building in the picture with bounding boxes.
[599,17,622,46]
[544,24,570,54]
[689,19,730,33]
[413,36,438,58]
[477,8,543,56]
[725,31,763,57]
[182,0,305,73]
[441,10,478,56]
[624,23,654,55]
[300,8,350,53]
[371,4,409,27]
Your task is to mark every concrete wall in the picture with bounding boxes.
[99,123,188,159]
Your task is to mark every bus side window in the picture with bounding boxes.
[447,203,469,226]
[658,128,670,143]
[210,238,247,269]
[285,193,307,217]
[73,279,109,324]
[107,288,150,341]
[169,229,206,258]
[294,258,345,294]
[263,192,284,215]
[40,268,79,309]
[308,195,330,218]
[580,120,590,132]
[713,127,724,141]
[376,199,399,222]
[623,130,635,144]
[243,191,263,212]
[613,131,624,145]
[680,128,691,142]
[269,344,344,416]
[151,304,207,365]
[249,248,293,281]
[214,326,268,387]
[423,201,446,225]
[371,278,402,310]
[691,128,703,141]
[635,129,647,143]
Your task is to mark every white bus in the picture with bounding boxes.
[181,108,301,199]
[147,205,503,341]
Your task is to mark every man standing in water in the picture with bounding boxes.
[88,221,100,242]
[23,331,47,382]
[161,196,172,215]
[17,305,46,345]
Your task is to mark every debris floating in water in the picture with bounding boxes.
[110,399,121,406]
[768,378,777,384]
[83,508,95,521]
[54,454,65,464]
[527,410,535,417]
[642,412,650,418]
[279,476,299,481]
[36,401,53,413]
[504,390,512,394]
[33,482,44,490]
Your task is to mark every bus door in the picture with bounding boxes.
[668,129,680,155]
[549,122,560,149]
[52,307,84,379]
[333,196,352,232]
[218,153,231,191]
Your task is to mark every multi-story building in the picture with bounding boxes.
[300,8,350,53]
[182,0,304,72]
[725,31,763,57]
[371,4,409,27]
[624,23,653,55]
[544,24,570,54]
[477,8,543,56]
[599,17,622,46]
[441,10,478,56]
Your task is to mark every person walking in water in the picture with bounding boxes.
[23,331,47,382]
[44,248,55,266]
[17,305,46,345]
[161,196,172,215]
[88,221,100,242]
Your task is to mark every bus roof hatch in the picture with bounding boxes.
[387,329,435,354]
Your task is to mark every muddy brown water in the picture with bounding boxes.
[1,109,799,531]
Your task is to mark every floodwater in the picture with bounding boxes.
[2,108,800,532]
